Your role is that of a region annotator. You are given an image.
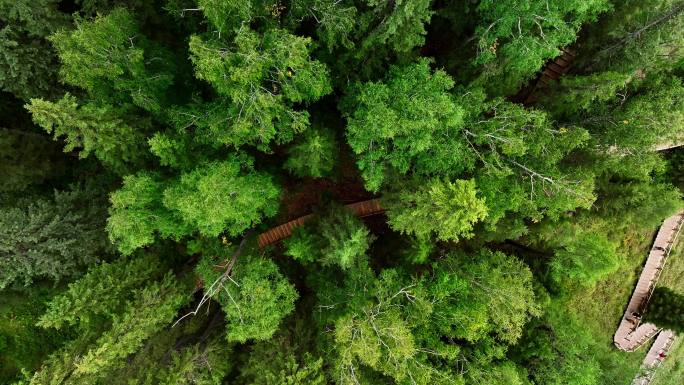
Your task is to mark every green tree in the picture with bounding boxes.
[107,172,187,255]
[0,0,68,100]
[185,28,331,149]
[341,59,468,191]
[73,274,189,375]
[26,94,146,174]
[49,8,173,112]
[38,254,164,330]
[550,232,619,288]
[310,249,538,385]
[511,302,602,385]
[287,0,357,51]
[472,0,611,95]
[0,285,67,384]
[459,92,596,228]
[196,253,298,343]
[163,158,281,237]
[577,0,684,76]
[383,178,488,242]
[284,205,374,269]
[0,187,110,289]
[237,330,325,385]
[284,126,337,178]
[108,156,280,254]
[356,0,434,55]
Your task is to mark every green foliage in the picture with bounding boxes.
[590,76,684,154]
[550,232,620,288]
[461,93,596,226]
[0,0,67,99]
[7,2,684,384]
[186,28,331,149]
[73,274,188,375]
[536,71,633,120]
[152,341,232,385]
[0,187,109,289]
[512,302,602,385]
[342,59,467,191]
[287,0,357,50]
[108,157,280,254]
[106,172,184,255]
[26,94,146,174]
[0,285,67,384]
[237,331,326,385]
[284,126,337,178]
[163,158,281,237]
[38,255,163,329]
[577,0,684,75]
[473,0,611,95]
[644,286,684,333]
[49,8,173,112]
[383,178,488,242]
[313,249,538,385]
[196,253,298,343]
[285,205,374,269]
[357,0,434,54]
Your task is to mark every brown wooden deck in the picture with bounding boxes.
[256,198,384,248]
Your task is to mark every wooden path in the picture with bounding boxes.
[632,331,677,385]
[609,210,684,385]
[518,47,577,105]
[614,210,684,352]
[257,198,384,248]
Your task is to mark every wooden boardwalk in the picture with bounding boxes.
[608,210,684,385]
[518,47,577,105]
[632,330,677,385]
[614,210,684,352]
[257,198,384,248]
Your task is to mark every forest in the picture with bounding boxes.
[1,0,684,384]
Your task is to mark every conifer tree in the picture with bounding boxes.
[0,0,68,100]
[26,94,146,174]
[342,58,468,191]
[184,28,332,150]
[383,178,488,242]
[0,187,109,289]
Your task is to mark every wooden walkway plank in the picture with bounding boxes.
[256,199,384,248]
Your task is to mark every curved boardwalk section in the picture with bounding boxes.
[632,330,677,385]
[614,210,684,352]
[257,198,384,248]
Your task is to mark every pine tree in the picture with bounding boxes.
[383,178,488,242]
[341,58,468,191]
[184,28,332,150]
[26,94,147,174]
[0,187,110,289]
[0,0,68,100]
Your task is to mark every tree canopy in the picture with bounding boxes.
[2,1,684,384]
